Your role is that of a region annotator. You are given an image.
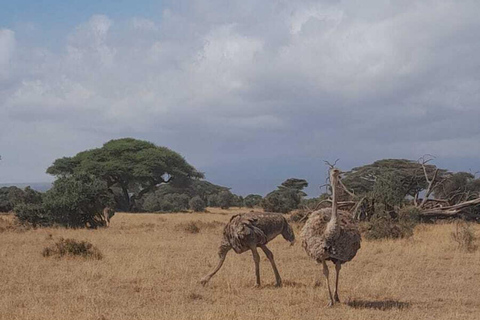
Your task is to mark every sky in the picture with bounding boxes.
[1,0,480,196]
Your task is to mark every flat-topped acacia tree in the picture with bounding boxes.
[47,138,203,211]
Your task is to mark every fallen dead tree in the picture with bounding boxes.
[303,158,480,223]
[419,197,480,217]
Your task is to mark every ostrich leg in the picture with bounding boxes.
[251,247,261,287]
[334,262,341,302]
[200,244,231,285]
[260,245,282,287]
[322,260,335,306]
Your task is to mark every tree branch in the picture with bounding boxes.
[418,155,441,208]
[338,178,356,198]
[420,197,480,216]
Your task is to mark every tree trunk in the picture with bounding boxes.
[121,185,130,211]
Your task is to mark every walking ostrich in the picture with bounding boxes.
[301,168,361,306]
[200,212,295,287]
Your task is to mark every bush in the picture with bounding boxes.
[142,192,190,212]
[244,194,263,208]
[14,203,49,227]
[231,195,244,207]
[163,193,190,212]
[15,174,114,228]
[451,221,477,252]
[207,194,220,207]
[218,191,233,209]
[189,196,206,212]
[361,218,404,240]
[361,207,419,240]
[44,174,115,228]
[43,238,103,259]
[262,178,308,213]
[398,206,421,224]
[175,221,200,234]
[262,190,298,213]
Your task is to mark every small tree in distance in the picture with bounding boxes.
[189,196,206,212]
[262,178,308,213]
[218,190,233,209]
[244,194,263,208]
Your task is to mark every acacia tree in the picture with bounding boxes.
[434,172,480,204]
[262,178,308,213]
[46,138,203,210]
[342,159,449,202]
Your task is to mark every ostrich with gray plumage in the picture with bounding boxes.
[200,212,295,287]
[301,168,361,306]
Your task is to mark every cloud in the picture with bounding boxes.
[1,0,480,195]
[0,29,15,78]
[131,17,158,32]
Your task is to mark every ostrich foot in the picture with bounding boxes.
[199,277,210,286]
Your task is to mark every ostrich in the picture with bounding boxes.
[102,207,115,227]
[200,212,295,287]
[92,207,115,228]
[301,168,361,306]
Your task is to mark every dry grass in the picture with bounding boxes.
[1,208,480,320]
[451,221,477,252]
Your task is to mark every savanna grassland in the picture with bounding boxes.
[1,209,480,320]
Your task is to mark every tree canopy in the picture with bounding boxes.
[46,138,203,210]
[262,178,308,213]
[434,172,480,204]
[342,159,449,199]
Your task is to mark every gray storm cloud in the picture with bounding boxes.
[1,0,479,195]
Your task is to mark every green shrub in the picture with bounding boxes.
[142,192,190,212]
[398,206,421,224]
[189,196,206,212]
[142,193,161,212]
[262,178,308,213]
[361,217,404,240]
[15,174,114,228]
[231,194,244,207]
[262,190,298,213]
[207,194,220,207]
[244,194,263,208]
[362,207,419,240]
[218,191,233,209]
[14,203,49,227]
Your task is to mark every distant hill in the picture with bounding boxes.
[0,182,52,192]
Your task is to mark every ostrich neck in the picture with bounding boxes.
[328,174,339,227]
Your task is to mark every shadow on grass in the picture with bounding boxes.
[346,299,410,310]
[261,280,307,289]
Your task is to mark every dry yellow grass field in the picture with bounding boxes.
[1,209,479,320]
